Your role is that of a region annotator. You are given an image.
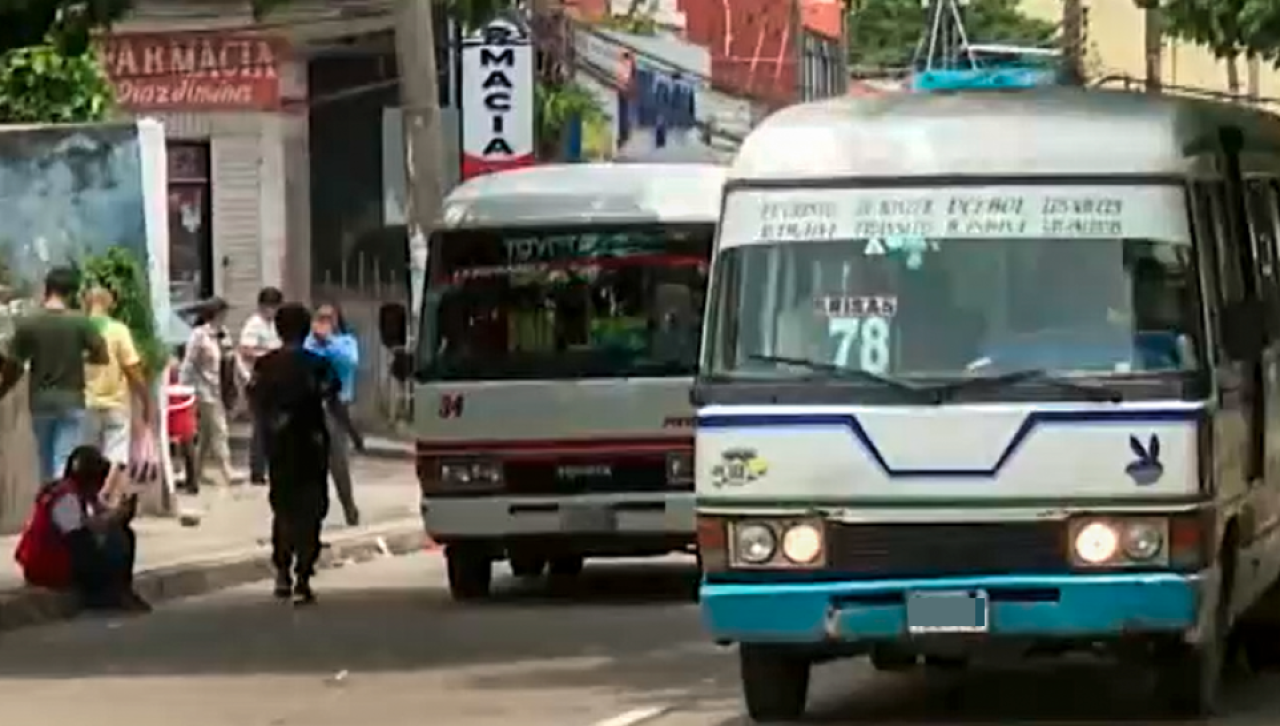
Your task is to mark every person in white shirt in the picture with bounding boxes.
[180,298,239,489]
[238,287,282,485]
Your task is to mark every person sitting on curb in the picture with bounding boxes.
[14,445,150,613]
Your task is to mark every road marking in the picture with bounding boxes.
[591,706,672,726]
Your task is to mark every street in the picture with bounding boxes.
[7,554,1280,726]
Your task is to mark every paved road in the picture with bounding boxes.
[6,554,1280,726]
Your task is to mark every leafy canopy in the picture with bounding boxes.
[848,0,1058,70]
[1160,0,1280,62]
[0,0,310,124]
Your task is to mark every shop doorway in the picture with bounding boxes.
[167,141,213,304]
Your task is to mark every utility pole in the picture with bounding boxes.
[1136,0,1162,93]
[394,0,447,334]
[1061,0,1085,85]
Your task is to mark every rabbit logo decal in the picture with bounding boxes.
[1125,434,1164,486]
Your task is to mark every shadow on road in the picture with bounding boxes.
[693,659,1280,725]
[482,558,700,607]
[0,556,730,708]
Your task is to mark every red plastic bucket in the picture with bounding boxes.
[167,384,197,443]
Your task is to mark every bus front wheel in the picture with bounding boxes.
[549,555,585,577]
[1155,543,1233,717]
[446,545,493,601]
[740,644,811,722]
[509,555,547,578]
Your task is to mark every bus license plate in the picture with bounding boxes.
[906,590,989,634]
[560,504,617,533]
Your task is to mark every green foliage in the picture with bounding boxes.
[1160,0,1280,63]
[79,246,167,380]
[1,0,291,54]
[0,0,131,56]
[535,80,605,157]
[0,41,113,123]
[848,0,1058,70]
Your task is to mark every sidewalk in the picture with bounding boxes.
[228,421,414,461]
[0,462,429,632]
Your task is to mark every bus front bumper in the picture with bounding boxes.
[422,492,696,538]
[700,572,1213,645]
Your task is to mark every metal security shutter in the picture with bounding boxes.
[212,135,262,333]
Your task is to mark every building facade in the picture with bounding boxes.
[1021,0,1280,104]
[102,0,415,329]
[677,0,846,106]
[104,5,303,327]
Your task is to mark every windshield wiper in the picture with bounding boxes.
[928,368,1125,403]
[746,354,931,397]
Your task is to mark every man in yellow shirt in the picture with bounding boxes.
[82,287,154,465]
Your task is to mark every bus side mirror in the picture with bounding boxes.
[378,303,408,349]
[390,349,414,382]
[1222,299,1267,361]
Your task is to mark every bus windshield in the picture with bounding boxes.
[417,225,712,381]
[707,236,1201,380]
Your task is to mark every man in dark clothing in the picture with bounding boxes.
[1,267,109,482]
[248,303,354,605]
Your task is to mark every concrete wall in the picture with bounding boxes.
[0,384,37,535]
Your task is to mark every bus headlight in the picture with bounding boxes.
[733,523,777,564]
[1122,522,1166,561]
[1073,522,1119,565]
[438,459,503,487]
[781,522,824,564]
[1070,517,1168,567]
[666,451,694,486]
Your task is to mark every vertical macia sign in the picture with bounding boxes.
[460,16,536,180]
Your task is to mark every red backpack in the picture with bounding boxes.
[14,480,80,589]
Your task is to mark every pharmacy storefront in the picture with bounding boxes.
[102,31,304,319]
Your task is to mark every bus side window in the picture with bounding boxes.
[1190,181,1228,357]
[1248,179,1280,339]
[1263,180,1280,337]
[1207,181,1249,307]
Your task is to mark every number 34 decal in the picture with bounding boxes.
[828,317,892,373]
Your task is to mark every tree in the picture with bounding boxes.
[848,0,1058,71]
[1159,0,1280,96]
[0,0,291,124]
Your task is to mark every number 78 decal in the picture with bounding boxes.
[828,317,892,373]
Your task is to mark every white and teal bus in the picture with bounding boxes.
[695,88,1280,720]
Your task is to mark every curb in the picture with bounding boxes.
[0,520,426,633]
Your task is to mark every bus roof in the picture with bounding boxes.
[440,162,726,229]
[728,88,1280,183]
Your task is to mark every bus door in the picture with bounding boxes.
[1244,179,1280,587]
[1245,181,1280,484]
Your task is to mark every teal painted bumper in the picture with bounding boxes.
[700,573,1206,644]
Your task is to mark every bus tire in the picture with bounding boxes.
[1240,580,1280,668]
[1156,537,1234,717]
[923,655,968,671]
[509,555,547,578]
[870,646,918,671]
[740,645,810,722]
[1242,621,1280,669]
[446,545,493,601]
[549,555,585,577]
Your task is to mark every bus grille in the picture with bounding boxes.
[824,521,1067,578]
[503,458,673,496]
